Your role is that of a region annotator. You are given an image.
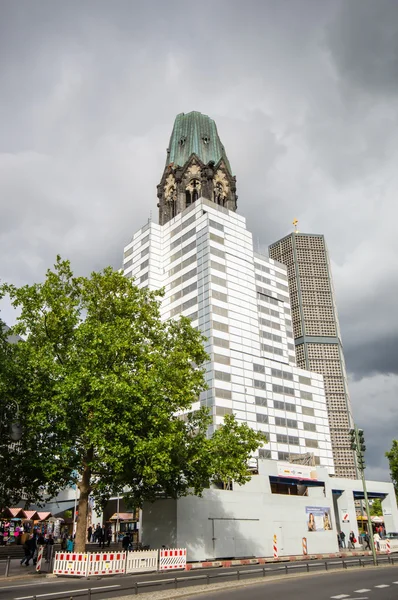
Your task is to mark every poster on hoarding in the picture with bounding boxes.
[306,506,332,532]
[277,462,318,481]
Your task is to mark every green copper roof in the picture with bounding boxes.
[167,111,232,174]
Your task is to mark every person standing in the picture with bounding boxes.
[106,526,112,547]
[339,531,346,548]
[87,525,92,543]
[95,524,101,544]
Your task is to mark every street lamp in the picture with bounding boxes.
[349,426,377,566]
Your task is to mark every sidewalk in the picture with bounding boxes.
[0,557,48,580]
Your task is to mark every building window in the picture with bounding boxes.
[254,364,265,374]
[212,305,228,317]
[254,380,266,390]
[302,406,315,416]
[278,452,290,461]
[216,406,233,416]
[271,368,293,381]
[255,397,267,407]
[210,233,224,245]
[256,414,268,424]
[213,321,229,333]
[259,449,271,459]
[301,391,313,401]
[213,337,229,348]
[304,423,317,432]
[214,354,230,366]
[214,370,231,382]
[272,384,295,396]
[305,439,319,448]
[215,388,232,399]
[274,400,296,413]
[299,376,312,386]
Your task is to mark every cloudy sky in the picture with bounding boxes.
[1,0,397,481]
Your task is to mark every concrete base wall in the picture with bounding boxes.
[141,460,398,562]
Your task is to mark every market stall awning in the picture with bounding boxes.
[23,510,39,520]
[109,513,138,521]
[37,512,52,521]
[3,508,25,518]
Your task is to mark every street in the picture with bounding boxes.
[0,556,396,600]
[188,566,398,600]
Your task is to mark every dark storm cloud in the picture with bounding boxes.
[0,0,397,479]
[328,0,398,95]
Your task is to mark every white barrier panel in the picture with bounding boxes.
[88,551,126,576]
[159,548,187,570]
[53,552,89,576]
[126,550,158,574]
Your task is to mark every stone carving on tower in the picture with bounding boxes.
[157,112,238,225]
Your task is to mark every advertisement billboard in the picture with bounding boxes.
[306,506,332,532]
[277,462,318,481]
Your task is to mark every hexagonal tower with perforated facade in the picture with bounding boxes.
[269,233,357,479]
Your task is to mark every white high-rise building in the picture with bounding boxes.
[123,112,334,472]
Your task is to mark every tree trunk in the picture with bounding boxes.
[74,458,92,553]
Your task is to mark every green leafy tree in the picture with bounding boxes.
[1,258,266,552]
[0,319,44,509]
[386,440,398,497]
[370,498,383,517]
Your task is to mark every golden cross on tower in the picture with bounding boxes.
[292,218,299,233]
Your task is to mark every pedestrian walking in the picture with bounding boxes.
[122,533,130,551]
[20,537,32,566]
[373,531,381,551]
[87,525,92,543]
[364,532,371,550]
[349,531,356,549]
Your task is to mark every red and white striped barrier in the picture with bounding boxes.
[386,539,391,554]
[159,548,187,570]
[53,552,89,576]
[53,548,186,577]
[302,537,308,556]
[35,546,45,572]
[273,534,278,559]
[87,551,126,576]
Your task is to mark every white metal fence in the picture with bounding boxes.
[125,549,158,573]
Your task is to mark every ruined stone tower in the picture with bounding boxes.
[157,111,238,225]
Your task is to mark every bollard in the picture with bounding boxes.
[285,564,288,574]
[325,561,328,571]
[134,581,138,595]
[5,556,10,578]
[207,574,210,585]
[174,577,178,589]
[262,566,266,577]
[237,569,241,581]
[87,589,91,599]
[306,563,309,572]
